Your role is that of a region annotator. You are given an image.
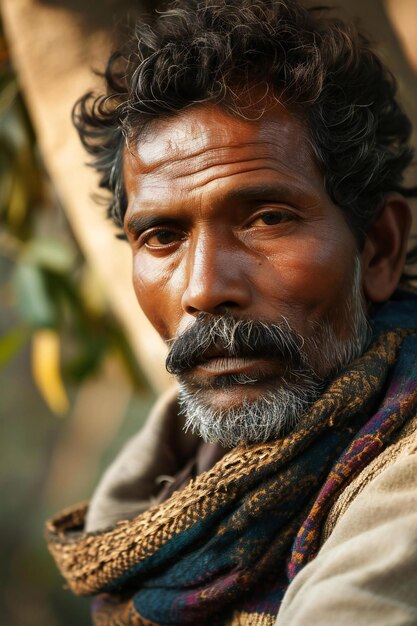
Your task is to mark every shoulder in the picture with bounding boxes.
[277,414,417,626]
[323,410,417,542]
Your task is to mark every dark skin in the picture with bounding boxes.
[123,103,411,410]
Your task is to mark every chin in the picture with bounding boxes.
[201,388,260,413]
[178,378,322,448]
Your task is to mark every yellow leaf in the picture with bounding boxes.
[7,172,28,228]
[31,330,69,416]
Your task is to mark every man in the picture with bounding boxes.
[46,1,417,624]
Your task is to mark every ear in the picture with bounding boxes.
[361,194,412,303]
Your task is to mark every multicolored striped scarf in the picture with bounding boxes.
[46,292,417,626]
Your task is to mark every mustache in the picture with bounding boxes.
[165,313,306,376]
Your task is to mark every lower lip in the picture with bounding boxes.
[196,357,276,376]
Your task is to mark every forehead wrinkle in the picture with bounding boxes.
[169,149,304,181]
[150,151,321,197]
[135,138,282,174]
[136,166,323,214]
[185,165,303,195]
[134,115,309,171]
[139,141,315,191]
[171,158,283,187]
[134,147,323,204]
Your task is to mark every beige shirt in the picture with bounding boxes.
[277,441,417,625]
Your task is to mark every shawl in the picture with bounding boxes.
[46,292,417,626]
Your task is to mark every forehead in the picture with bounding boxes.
[123,103,324,213]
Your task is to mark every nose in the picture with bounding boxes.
[181,231,252,316]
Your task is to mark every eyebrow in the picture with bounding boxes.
[125,214,180,237]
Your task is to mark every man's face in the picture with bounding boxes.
[124,103,368,444]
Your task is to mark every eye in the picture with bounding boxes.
[251,210,295,226]
[143,229,183,248]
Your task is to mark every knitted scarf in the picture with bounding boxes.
[46,293,417,626]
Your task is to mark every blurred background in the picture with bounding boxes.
[0,1,416,624]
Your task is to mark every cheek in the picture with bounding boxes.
[132,253,185,339]
[264,229,358,325]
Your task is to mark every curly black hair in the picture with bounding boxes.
[74,0,416,263]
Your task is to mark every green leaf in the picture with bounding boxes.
[0,326,29,368]
[13,262,57,328]
[25,238,75,273]
[65,336,107,382]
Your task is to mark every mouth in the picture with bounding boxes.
[182,352,291,405]
[187,343,288,384]
[196,356,280,378]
